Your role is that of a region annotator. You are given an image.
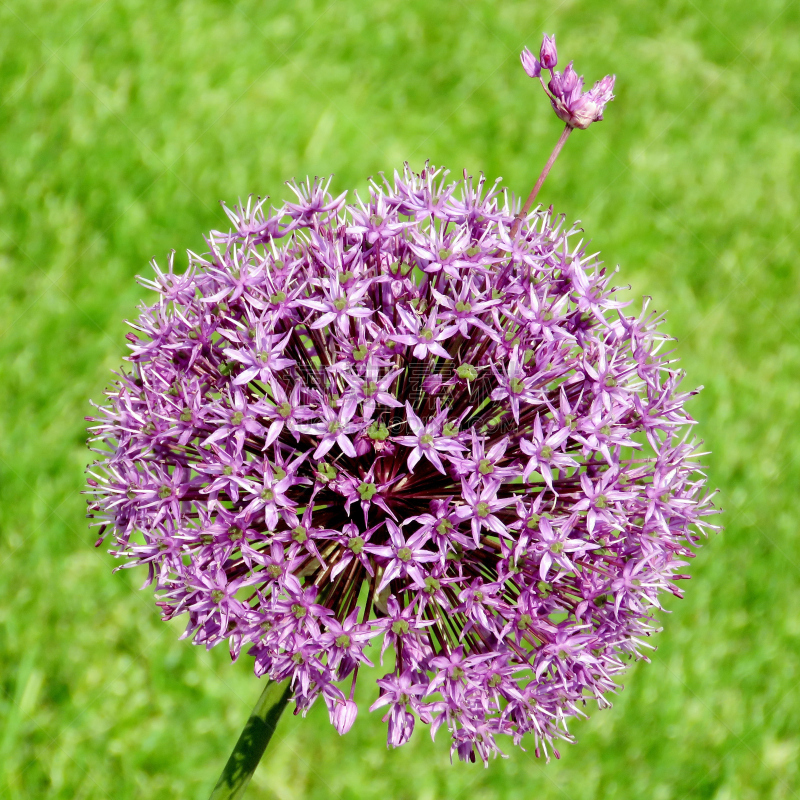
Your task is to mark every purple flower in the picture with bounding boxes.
[521,34,615,130]
[370,671,429,746]
[87,165,717,764]
[367,520,439,592]
[549,64,616,130]
[296,396,361,460]
[520,47,541,79]
[539,34,558,70]
[394,402,465,475]
[393,304,453,360]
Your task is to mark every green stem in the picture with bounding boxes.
[209,679,291,800]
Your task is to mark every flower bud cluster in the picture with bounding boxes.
[86,166,717,763]
[521,35,616,130]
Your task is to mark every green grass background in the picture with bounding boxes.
[1,0,798,797]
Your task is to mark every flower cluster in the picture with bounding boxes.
[521,35,616,129]
[86,166,717,764]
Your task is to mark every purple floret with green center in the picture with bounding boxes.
[86,165,718,765]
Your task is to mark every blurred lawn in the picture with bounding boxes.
[1,0,799,798]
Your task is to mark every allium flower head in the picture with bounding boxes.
[87,166,717,764]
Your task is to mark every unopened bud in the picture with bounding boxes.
[539,34,558,69]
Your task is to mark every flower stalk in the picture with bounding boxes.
[510,124,572,237]
[513,34,616,235]
[209,680,291,800]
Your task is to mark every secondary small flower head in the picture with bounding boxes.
[87,166,717,764]
[522,34,616,130]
